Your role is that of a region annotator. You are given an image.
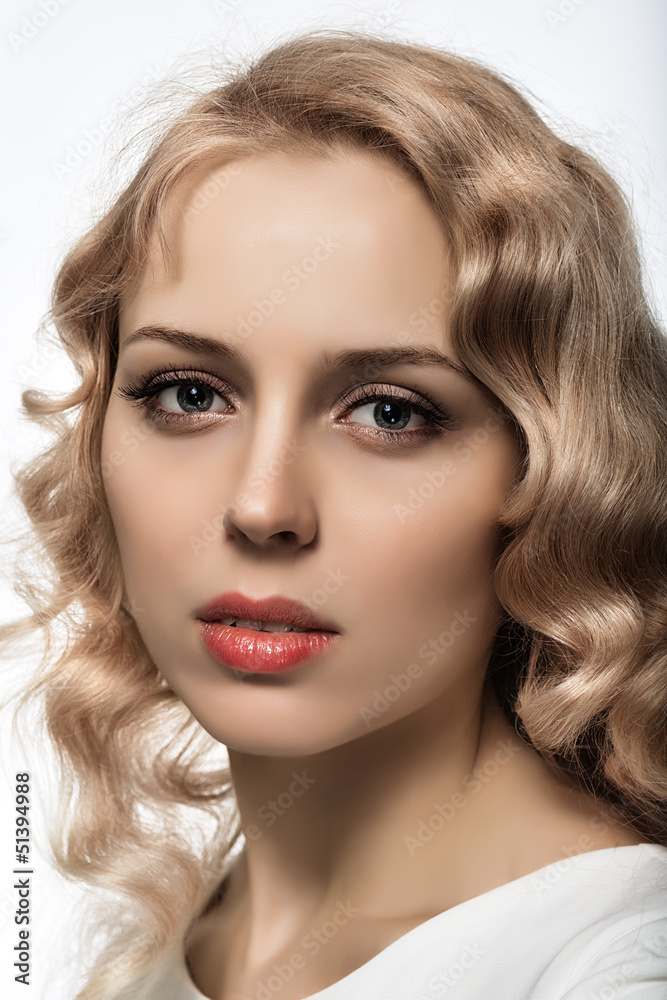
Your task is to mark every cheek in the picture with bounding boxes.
[349,431,515,612]
[100,414,208,612]
[320,435,515,710]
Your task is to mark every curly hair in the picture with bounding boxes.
[2,26,666,1000]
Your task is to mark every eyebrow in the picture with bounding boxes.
[122,325,476,382]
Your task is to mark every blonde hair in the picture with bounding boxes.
[3,26,667,999]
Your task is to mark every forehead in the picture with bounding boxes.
[123,147,449,322]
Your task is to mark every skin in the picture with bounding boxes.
[101,148,646,1000]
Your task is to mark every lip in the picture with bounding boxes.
[195,591,341,674]
[196,591,340,632]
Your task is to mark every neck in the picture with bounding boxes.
[223,679,533,939]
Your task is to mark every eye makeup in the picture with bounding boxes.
[115,363,459,444]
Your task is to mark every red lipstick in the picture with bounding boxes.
[195,591,341,674]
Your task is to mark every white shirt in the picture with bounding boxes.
[146,844,667,999]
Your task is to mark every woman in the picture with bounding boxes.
[3,27,667,1000]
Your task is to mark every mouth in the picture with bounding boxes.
[195,591,341,674]
[215,617,316,633]
[196,591,340,633]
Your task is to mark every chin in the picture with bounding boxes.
[194,712,373,759]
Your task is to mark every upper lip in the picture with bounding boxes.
[196,591,340,632]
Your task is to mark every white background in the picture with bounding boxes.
[0,1,666,997]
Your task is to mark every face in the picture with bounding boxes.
[101,148,520,756]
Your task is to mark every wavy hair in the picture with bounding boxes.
[2,26,667,1000]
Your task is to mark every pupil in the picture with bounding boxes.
[177,383,215,412]
[374,400,410,431]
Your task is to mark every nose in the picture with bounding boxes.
[221,401,317,552]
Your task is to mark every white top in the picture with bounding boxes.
[146,844,667,999]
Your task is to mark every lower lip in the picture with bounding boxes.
[197,621,340,673]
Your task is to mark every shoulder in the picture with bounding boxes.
[433,845,667,1000]
[533,845,667,998]
[142,942,204,1000]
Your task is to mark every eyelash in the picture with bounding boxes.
[115,365,457,443]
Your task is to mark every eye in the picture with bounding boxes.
[117,368,458,442]
[155,382,228,414]
[339,384,456,443]
[116,366,235,425]
[347,397,427,432]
